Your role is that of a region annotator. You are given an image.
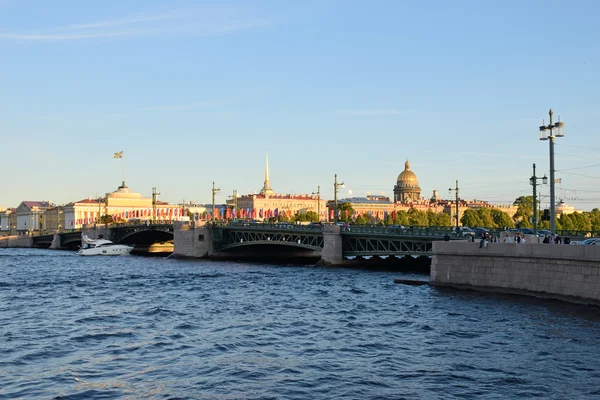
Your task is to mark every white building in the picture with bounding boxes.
[15,201,52,235]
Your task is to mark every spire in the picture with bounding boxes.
[260,150,274,195]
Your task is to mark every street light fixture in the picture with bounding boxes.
[539,109,565,235]
[212,182,221,223]
[333,174,345,224]
[312,186,321,222]
[529,163,548,234]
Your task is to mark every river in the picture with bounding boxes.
[1,248,599,399]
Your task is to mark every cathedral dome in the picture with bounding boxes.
[396,160,419,186]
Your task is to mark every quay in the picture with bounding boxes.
[430,241,600,305]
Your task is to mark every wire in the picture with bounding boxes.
[556,143,600,153]
[559,171,600,180]
[555,152,600,161]
[558,163,600,172]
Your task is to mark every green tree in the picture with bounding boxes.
[586,208,600,231]
[408,208,428,226]
[355,214,370,225]
[512,196,534,228]
[337,202,354,222]
[98,215,114,224]
[431,212,451,227]
[460,209,481,228]
[394,210,410,226]
[490,208,514,229]
[294,211,319,222]
[384,215,394,226]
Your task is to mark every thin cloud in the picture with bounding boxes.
[139,102,210,112]
[0,6,277,41]
[334,109,412,116]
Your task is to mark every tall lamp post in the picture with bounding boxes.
[312,186,321,222]
[333,174,345,224]
[529,163,548,234]
[212,182,221,223]
[539,109,565,235]
[448,180,460,234]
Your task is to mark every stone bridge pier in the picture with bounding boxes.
[172,222,212,258]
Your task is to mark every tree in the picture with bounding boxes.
[98,215,114,224]
[512,196,534,228]
[294,211,319,222]
[460,209,481,228]
[586,209,600,231]
[490,208,514,229]
[408,208,428,226]
[394,211,410,226]
[337,202,354,222]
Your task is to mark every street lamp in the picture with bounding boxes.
[212,181,221,223]
[539,108,565,235]
[529,163,548,234]
[312,186,321,222]
[448,180,460,234]
[333,174,345,224]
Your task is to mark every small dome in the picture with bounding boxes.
[396,160,418,183]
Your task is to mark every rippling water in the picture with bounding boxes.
[1,248,599,399]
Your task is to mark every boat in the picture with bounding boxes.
[77,235,134,256]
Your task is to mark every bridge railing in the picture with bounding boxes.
[343,225,456,237]
[219,222,324,232]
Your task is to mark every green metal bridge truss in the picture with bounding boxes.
[212,226,324,252]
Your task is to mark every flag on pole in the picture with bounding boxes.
[113,151,124,159]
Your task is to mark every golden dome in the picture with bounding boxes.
[396,160,418,183]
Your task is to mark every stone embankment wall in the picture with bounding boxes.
[0,236,33,248]
[172,222,210,258]
[431,242,600,304]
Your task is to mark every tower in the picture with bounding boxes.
[260,151,275,196]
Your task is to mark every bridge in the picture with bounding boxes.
[173,223,462,264]
[30,222,175,251]
[27,221,460,264]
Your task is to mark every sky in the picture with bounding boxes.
[1,0,600,210]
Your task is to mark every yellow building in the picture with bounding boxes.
[62,183,186,230]
[232,152,328,221]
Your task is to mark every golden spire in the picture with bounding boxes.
[260,150,274,195]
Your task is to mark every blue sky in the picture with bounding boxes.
[2,0,600,210]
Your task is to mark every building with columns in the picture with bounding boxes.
[233,152,328,221]
[394,160,421,203]
[62,182,187,230]
[14,201,52,235]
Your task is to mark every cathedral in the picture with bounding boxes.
[393,160,421,203]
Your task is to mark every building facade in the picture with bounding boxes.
[14,201,52,235]
[393,160,421,203]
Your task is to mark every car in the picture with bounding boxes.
[537,229,551,236]
[275,222,294,229]
[579,238,600,245]
[472,227,490,238]
[517,228,536,235]
[452,227,475,237]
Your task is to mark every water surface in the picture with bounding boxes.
[1,248,599,399]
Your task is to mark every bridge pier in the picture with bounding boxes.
[81,224,111,242]
[317,225,343,266]
[50,232,61,249]
[172,222,211,258]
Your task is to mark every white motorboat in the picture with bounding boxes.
[77,235,134,256]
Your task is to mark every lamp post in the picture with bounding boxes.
[539,109,565,235]
[333,174,345,224]
[312,186,321,222]
[212,182,221,223]
[448,180,460,233]
[152,187,160,223]
[529,163,548,234]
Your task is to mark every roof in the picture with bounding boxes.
[336,196,393,205]
[75,198,101,204]
[22,201,51,209]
